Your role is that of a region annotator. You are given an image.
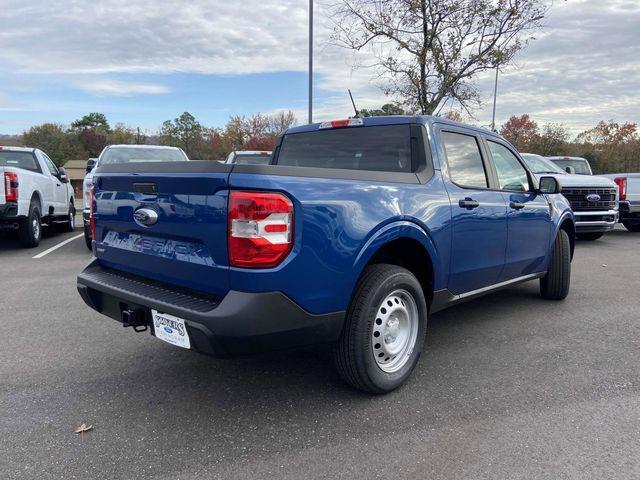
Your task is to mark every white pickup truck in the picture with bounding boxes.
[1,146,76,247]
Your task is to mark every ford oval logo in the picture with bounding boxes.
[164,326,173,334]
[586,194,601,202]
[133,208,158,227]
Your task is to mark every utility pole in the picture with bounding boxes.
[491,66,499,132]
[308,0,313,124]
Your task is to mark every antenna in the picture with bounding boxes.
[348,89,360,118]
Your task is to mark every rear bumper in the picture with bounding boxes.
[77,260,345,356]
[619,201,640,222]
[0,202,19,219]
[574,209,618,233]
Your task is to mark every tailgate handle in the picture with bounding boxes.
[133,183,158,194]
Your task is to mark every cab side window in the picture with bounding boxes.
[487,141,531,192]
[441,131,488,189]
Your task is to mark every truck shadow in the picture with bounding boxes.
[71,283,552,432]
[0,226,67,251]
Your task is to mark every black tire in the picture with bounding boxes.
[540,229,571,300]
[334,264,428,394]
[61,202,76,232]
[622,221,640,232]
[18,201,42,248]
[576,232,604,241]
[83,223,93,251]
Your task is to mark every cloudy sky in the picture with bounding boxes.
[0,0,638,135]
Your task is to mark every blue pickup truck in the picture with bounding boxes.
[77,116,575,393]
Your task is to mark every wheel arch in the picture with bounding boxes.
[352,221,440,306]
[558,214,576,259]
[30,190,43,211]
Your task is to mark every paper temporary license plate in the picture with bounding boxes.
[151,310,191,349]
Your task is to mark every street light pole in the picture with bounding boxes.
[491,66,499,132]
[308,0,313,124]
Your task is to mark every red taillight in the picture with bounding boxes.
[89,185,95,240]
[228,191,293,268]
[4,171,18,202]
[614,177,627,201]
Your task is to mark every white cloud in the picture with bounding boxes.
[0,0,638,130]
[74,79,169,96]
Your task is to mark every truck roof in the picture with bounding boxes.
[546,156,588,161]
[0,146,36,152]
[104,144,183,150]
[285,115,500,139]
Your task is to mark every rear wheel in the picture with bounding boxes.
[18,201,42,248]
[576,232,604,241]
[61,202,76,232]
[540,229,571,300]
[622,221,640,232]
[334,264,427,394]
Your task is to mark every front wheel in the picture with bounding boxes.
[540,229,571,300]
[334,264,428,394]
[576,232,604,241]
[622,221,640,232]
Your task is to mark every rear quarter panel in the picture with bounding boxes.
[3,167,47,216]
[228,170,452,314]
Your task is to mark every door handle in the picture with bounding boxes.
[510,201,526,210]
[458,198,480,209]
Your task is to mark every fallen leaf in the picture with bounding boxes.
[75,423,93,434]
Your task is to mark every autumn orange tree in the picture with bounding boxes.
[500,115,640,174]
[499,114,539,151]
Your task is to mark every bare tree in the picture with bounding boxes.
[330,0,548,114]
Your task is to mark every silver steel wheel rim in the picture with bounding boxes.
[372,289,419,373]
[69,210,75,228]
[33,218,40,239]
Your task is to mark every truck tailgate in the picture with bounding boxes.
[628,175,640,204]
[92,162,231,297]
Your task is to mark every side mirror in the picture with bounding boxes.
[539,176,562,194]
[565,166,576,174]
[86,158,97,173]
[58,167,69,183]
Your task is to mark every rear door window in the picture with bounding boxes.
[276,125,412,172]
[441,132,488,189]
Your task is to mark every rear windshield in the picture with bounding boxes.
[0,151,40,172]
[233,153,271,165]
[276,125,412,172]
[549,158,591,175]
[100,148,187,165]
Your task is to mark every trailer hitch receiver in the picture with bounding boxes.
[121,308,148,332]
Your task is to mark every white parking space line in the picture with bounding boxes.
[32,234,84,259]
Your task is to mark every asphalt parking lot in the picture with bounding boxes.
[1,228,639,480]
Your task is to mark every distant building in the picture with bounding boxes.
[63,160,88,199]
